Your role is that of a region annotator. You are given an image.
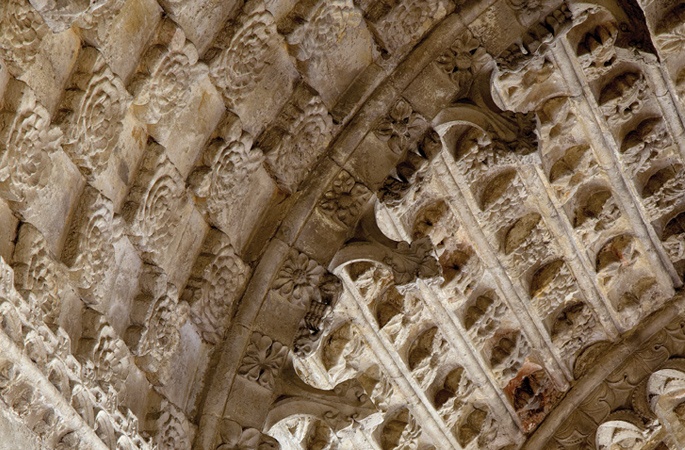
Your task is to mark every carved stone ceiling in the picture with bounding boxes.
[0,0,685,449]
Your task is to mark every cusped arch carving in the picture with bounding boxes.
[595,414,651,450]
[480,169,518,211]
[503,212,542,255]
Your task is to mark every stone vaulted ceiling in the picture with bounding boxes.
[1,0,685,449]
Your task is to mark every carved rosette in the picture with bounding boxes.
[318,171,372,228]
[0,81,61,204]
[375,99,424,154]
[436,31,488,96]
[123,142,187,263]
[184,230,249,345]
[264,93,333,193]
[287,0,362,63]
[189,117,263,229]
[0,0,48,75]
[78,310,132,393]
[57,47,130,179]
[237,332,288,390]
[130,20,203,125]
[272,249,325,308]
[215,418,279,450]
[208,2,277,108]
[61,187,116,305]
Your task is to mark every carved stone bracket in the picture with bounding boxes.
[330,207,442,289]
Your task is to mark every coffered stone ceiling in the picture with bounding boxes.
[1,0,685,449]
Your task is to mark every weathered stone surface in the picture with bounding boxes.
[2,1,685,449]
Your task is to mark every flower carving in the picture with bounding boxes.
[375,99,424,154]
[216,419,279,450]
[436,32,488,95]
[238,332,288,389]
[272,250,324,307]
[319,171,371,227]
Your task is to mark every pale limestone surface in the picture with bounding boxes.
[1,0,685,449]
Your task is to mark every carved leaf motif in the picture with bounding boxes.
[29,0,126,32]
[238,332,288,389]
[216,419,279,450]
[657,22,685,55]
[437,32,488,95]
[376,0,448,54]
[383,236,442,286]
[135,287,189,385]
[375,99,424,154]
[62,187,116,304]
[123,143,187,263]
[154,399,193,450]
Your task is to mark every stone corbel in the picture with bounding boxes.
[292,273,343,358]
[329,206,442,288]
[265,356,377,433]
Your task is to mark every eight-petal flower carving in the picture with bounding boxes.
[319,170,371,227]
[237,332,288,389]
[375,99,424,154]
[272,250,324,307]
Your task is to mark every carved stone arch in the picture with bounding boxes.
[595,414,652,450]
[46,358,71,400]
[570,182,620,231]
[94,409,117,449]
[620,117,671,159]
[377,407,421,450]
[478,169,520,212]
[373,286,404,330]
[566,9,619,76]
[320,321,360,375]
[410,199,451,242]
[502,211,542,256]
[430,364,472,412]
[454,403,489,447]
[406,326,440,372]
[595,233,638,274]
[646,362,685,447]
[462,292,497,332]
[547,144,594,187]
[528,258,566,298]
[641,163,683,200]
[267,413,340,450]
